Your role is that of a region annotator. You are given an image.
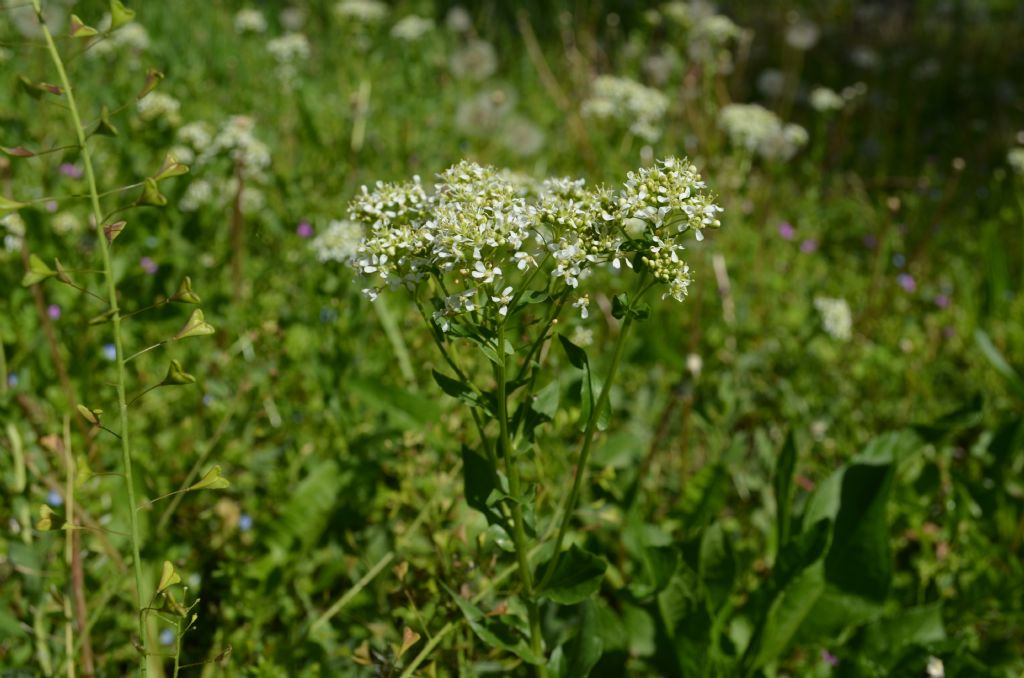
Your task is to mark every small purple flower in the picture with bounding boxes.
[239,513,253,532]
[777,222,795,240]
[898,273,916,293]
[800,239,818,253]
[820,649,839,667]
[892,253,906,268]
[47,304,61,320]
[47,489,63,507]
[6,373,18,388]
[140,256,159,275]
[296,221,314,238]
[46,201,58,214]
[934,294,950,309]
[59,163,84,179]
[102,343,117,361]
[159,629,175,646]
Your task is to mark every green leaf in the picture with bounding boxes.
[823,463,894,602]
[532,381,559,419]
[562,600,606,677]
[110,0,136,29]
[432,369,483,410]
[21,254,58,287]
[558,334,589,370]
[657,564,711,675]
[442,585,544,665]
[975,329,1024,399]
[462,446,505,528]
[189,465,230,491]
[537,544,607,605]
[698,522,735,612]
[628,545,678,600]
[859,604,947,662]
[677,462,730,531]
[1,194,29,214]
[773,431,797,552]
[747,561,826,670]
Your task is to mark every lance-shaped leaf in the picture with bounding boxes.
[153,154,189,181]
[135,177,167,207]
[104,220,126,243]
[1,195,29,214]
[160,359,196,386]
[110,0,136,28]
[94,106,119,137]
[189,465,230,491]
[170,276,201,304]
[157,560,181,593]
[21,254,57,287]
[537,545,608,605]
[173,309,215,340]
[69,14,99,37]
[1,146,34,158]
[18,76,63,98]
[37,505,57,531]
[76,404,103,426]
[137,68,164,100]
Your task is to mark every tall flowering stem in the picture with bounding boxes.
[344,158,722,668]
[31,0,148,667]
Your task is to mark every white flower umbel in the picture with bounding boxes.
[810,86,845,113]
[719,103,808,161]
[234,8,268,34]
[312,220,364,263]
[345,158,721,332]
[391,15,434,41]
[814,296,852,341]
[582,75,669,142]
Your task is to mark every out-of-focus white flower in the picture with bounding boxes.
[89,19,150,56]
[841,81,869,101]
[719,103,808,161]
[810,87,844,113]
[280,7,307,31]
[312,220,364,263]
[267,33,310,63]
[455,88,516,137]
[850,46,880,69]
[449,40,498,81]
[686,353,703,376]
[177,121,215,152]
[200,116,271,176]
[500,116,546,157]
[446,6,473,32]
[573,294,590,319]
[785,19,820,50]
[926,657,944,678]
[53,212,83,235]
[757,69,786,98]
[571,326,594,347]
[643,47,682,86]
[234,9,268,34]
[1007,147,1024,176]
[391,15,434,41]
[334,0,388,23]
[3,213,26,253]
[180,179,213,212]
[137,92,181,124]
[582,75,669,142]
[814,296,852,341]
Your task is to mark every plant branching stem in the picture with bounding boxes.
[32,3,149,671]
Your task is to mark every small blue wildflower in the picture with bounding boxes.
[7,373,18,388]
[202,393,214,407]
[159,628,175,646]
[891,253,906,268]
[102,344,117,361]
[320,306,338,324]
[239,513,253,532]
[47,489,63,507]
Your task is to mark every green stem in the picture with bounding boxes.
[32,2,148,670]
[538,297,640,592]
[63,416,75,678]
[495,323,546,674]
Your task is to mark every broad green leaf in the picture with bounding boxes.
[563,600,606,677]
[537,544,607,605]
[558,333,589,370]
[432,369,482,410]
[189,465,230,491]
[747,561,826,670]
[975,329,1024,399]
[628,545,678,600]
[698,522,735,612]
[532,381,559,419]
[859,604,947,661]
[443,585,543,665]
[773,431,797,551]
[657,564,711,675]
[462,446,505,528]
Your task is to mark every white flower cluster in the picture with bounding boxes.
[137,92,181,124]
[2,213,25,254]
[1008,146,1024,176]
[199,115,271,176]
[582,75,669,142]
[267,33,311,63]
[391,15,434,41]
[814,296,852,341]
[90,19,150,55]
[660,1,745,64]
[334,0,388,23]
[312,220,364,263]
[810,87,844,113]
[343,159,721,329]
[719,103,808,161]
[449,40,498,81]
[234,8,268,34]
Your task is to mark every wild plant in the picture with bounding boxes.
[342,158,722,671]
[6,1,223,673]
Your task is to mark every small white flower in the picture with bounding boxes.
[471,260,500,284]
[686,353,702,376]
[234,9,268,34]
[573,295,590,319]
[491,286,514,317]
[926,657,944,678]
